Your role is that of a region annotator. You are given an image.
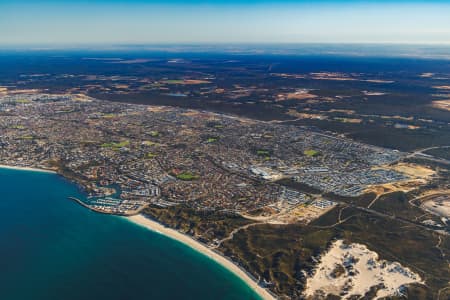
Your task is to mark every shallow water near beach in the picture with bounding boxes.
[0,167,261,300]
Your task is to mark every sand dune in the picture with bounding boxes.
[304,240,422,299]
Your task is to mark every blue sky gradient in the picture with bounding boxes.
[1,0,450,45]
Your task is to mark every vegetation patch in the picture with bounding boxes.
[146,152,157,159]
[142,140,158,146]
[176,172,199,181]
[101,140,130,150]
[304,149,320,157]
[255,149,272,161]
[19,135,33,140]
[256,149,271,156]
[142,205,252,241]
[149,131,160,137]
[206,136,219,143]
[15,99,31,104]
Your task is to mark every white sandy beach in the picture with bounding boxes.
[128,214,275,300]
[0,164,56,174]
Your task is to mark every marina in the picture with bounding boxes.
[0,167,262,300]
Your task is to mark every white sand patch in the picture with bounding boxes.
[304,240,422,299]
[422,195,450,218]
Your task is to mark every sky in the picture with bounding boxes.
[0,0,450,46]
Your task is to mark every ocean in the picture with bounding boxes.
[0,167,261,300]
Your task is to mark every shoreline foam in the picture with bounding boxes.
[127,214,275,300]
[0,164,57,174]
[4,164,275,298]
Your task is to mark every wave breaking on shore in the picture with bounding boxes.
[127,214,275,300]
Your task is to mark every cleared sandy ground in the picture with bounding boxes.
[421,194,450,218]
[304,240,422,299]
[388,163,435,179]
[432,100,450,112]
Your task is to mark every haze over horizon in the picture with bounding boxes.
[1,0,450,46]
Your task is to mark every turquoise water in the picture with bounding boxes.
[0,168,261,300]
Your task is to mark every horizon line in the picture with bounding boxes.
[2,41,450,48]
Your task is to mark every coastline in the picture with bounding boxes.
[0,164,57,174]
[0,165,273,298]
[128,214,276,300]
